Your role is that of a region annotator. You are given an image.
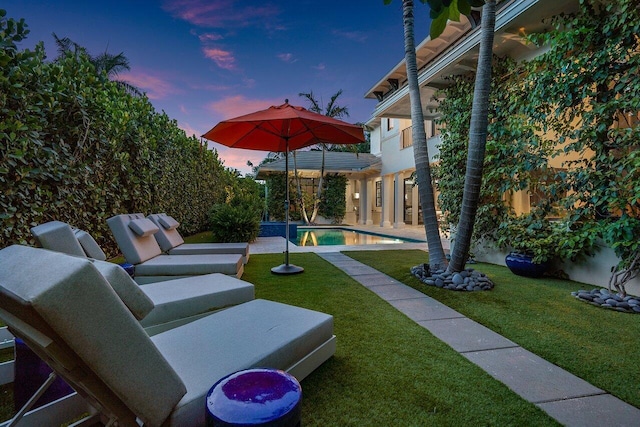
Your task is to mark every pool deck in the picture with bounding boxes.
[248,224,640,427]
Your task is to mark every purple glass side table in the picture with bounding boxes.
[206,368,302,427]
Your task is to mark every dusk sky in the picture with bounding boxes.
[8,1,431,174]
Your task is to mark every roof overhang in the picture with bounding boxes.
[256,151,381,180]
[365,0,578,126]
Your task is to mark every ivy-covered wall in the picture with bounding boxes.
[265,173,347,224]
[0,12,234,257]
[435,0,639,275]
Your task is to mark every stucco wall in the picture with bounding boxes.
[472,240,640,297]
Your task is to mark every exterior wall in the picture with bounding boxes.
[473,240,640,297]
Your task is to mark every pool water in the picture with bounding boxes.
[293,228,419,246]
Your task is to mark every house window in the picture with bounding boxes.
[375,181,382,207]
[529,168,566,217]
[401,126,413,149]
[386,118,395,131]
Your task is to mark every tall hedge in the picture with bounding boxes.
[0,11,233,257]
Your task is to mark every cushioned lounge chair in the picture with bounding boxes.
[148,213,249,264]
[107,214,243,283]
[31,221,254,333]
[0,245,336,426]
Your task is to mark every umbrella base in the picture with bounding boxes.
[271,263,304,275]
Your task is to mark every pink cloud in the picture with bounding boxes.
[331,29,368,43]
[202,47,236,70]
[277,53,297,63]
[205,95,284,119]
[312,63,326,71]
[117,70,180,100]
[198,32,224,42]
[210,143,270,175]
[162,0,279,28]
[178,122,201,138]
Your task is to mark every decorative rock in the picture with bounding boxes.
[573,288,640,314]
[452,274,464,285]
[410,265,494,292]
[578,293,594,301]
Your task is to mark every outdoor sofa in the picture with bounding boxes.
[0,245,336,426]
[107,214,243,283]
[147,213,249,263]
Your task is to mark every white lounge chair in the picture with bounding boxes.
[31,221,254,332]
[0,245,336,426]
[148,213,249,263]
[107,214,243,283]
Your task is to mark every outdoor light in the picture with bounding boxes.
[354,192,360,200]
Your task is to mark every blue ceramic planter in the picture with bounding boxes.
[505,252,549,278]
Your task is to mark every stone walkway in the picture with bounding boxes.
[315,251,640,427]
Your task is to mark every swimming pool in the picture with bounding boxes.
[293,227,422,246]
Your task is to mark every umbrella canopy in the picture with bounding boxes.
[201,101,365,275]
[202,101,365,152]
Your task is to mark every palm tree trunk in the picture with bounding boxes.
[447,0,496,273]
[403,0,447,270]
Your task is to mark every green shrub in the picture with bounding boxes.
[0,10,232,256]
[209,202,261,243]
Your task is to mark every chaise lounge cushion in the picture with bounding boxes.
[133,254,242,277]
[89,258,155,321]
[148,213,249,262]
[0,245,187,426]
[107,213,162,264]
[108,214,244,280]
[31,221,86,257]
[152,299,335,426]
[139,274,255,328]
[128,218,159,238]
[158,215,180,230]
[74,229,107,260]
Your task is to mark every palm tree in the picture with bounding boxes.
[446,0,495,273]
[297,89,350,224]
[387,0,492,274]
[400,0,448,271]
[52,33,141,96]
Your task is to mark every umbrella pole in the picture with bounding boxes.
[271,138,304,275]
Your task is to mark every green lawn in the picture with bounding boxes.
[243,252,558,426]
[344,249,640,409]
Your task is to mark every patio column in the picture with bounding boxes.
[412,182,419,226]
[358,178,367,225]
[365,179,374,225]
[381,174,392,228]
[394,172,405,228]
[345,179,356,225]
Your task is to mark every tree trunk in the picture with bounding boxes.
[292,151,310,224]
[310,144,326,223]
[447,0,496,273]
[403,0,447,270]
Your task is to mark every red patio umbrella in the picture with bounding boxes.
[202,100,365,274]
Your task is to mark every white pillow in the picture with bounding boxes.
[128,218,159,237]
[158,215,180,230]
